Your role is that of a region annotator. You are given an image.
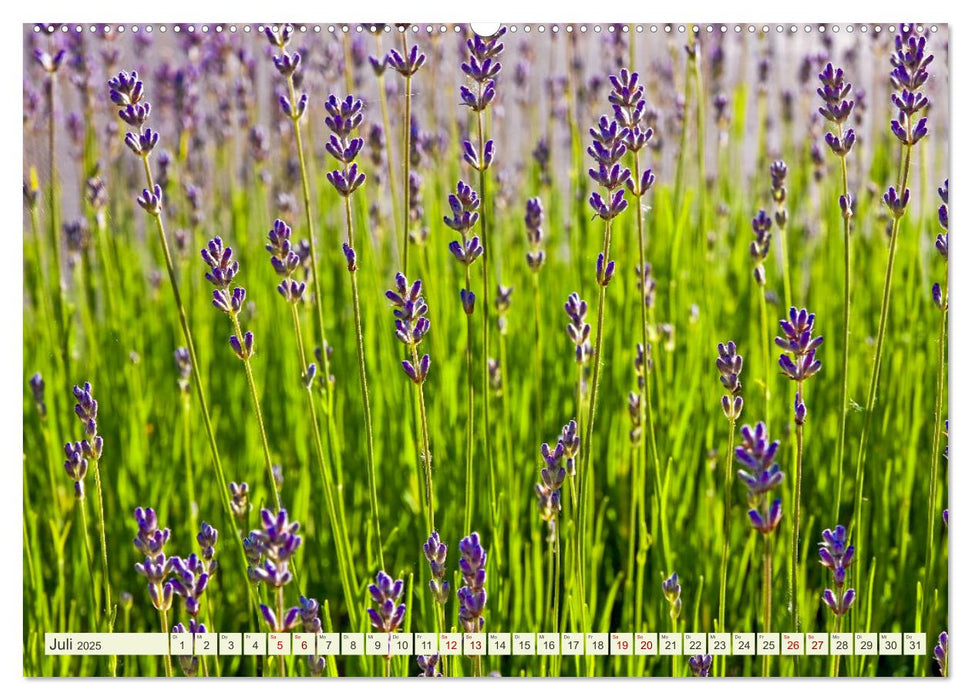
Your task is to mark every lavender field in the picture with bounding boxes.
[22,22,948,677]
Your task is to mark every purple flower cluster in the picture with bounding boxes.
[889,29,933,146]
[608,70,655,195]
[172,619,205,676]
[169,553,210,617]
[776,307,824,384]
[536,427,570,527]
[716,341,744,420]
[367,570,406,633]
[28,372,46,418]
[445,180,483,297]
[735,422,784,534]
[524,196,546,271]
[63,382,103,499]
[662,572,682,619]
[565,292,592,364]
[587,116,630,225]
[202,237,254,360]
[386,273,431,385]
[459,27,505,170]
[324,94,367,199]
[934,631,947,676]
[245,508,302,592]
[265,219,306,304]
[423,531,449,605]
[229,481,250,520]
[417,654,442,677]
[264,26,308,121]
[818,525,856,617]
[818,63,856,156]
[457,532,487,632]
[133,507,175,611]
[688,654,713,677]
[750,210,772,286]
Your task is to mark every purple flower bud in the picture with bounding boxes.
[884,186,910,218]
[933,631,947,676]
[367,571,406,633]
[229,331,255,361]
[595,253,616,287]
[775,307,824,382]
[460,288,476,315]
[565,292,592,364]
[342,243,357,272]
[137,184,163,215]
[387,45,426,77]
[688,654,713,677]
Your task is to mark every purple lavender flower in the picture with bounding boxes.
[890,29,933,146]
[171,619,205,676]
[934,631,947,676]
[196,522,218,569]
[246,509,302,589]
[266,219,305,303]
[169,553,209,617]
[662,572,682,619]
[525,196,546,271]
[536,433,567,527]
[688,654,713,677]
[883,186,910,219]
[565,292,592,364]
[457,532,487,632]
[367,571,406,633]
[819,523,857,616]
[750,210,772,286]
[133,507,171,556]
[735,423,784,534]
[417,654,442,677]
[423,531,449,605]
[775,307,824,383]
[324,95,367,199]
[28,372,46,418]
[386,273,431,384]
[132,507,175,611]
[444,180,480,235]
[387,44,426,77]
[63,442,88,499]
[587,114,630,224]
[716,341,744,420]
[229,481,249,520]
[175,348,191,393]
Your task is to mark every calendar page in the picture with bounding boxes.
[21,16,949,680]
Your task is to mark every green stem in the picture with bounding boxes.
[851,132,914,543]
[762,533,772,678]
[834,129,853,522]
[411,344,435,534]
[343,195,384,570]
[401,31,412,275]
[791,381,805,633]
[758,286,771,429]
[475,106,498,539]
[923,261,947,614]
[89,457,116,675]
[289,305,360,628]
[160,607,173,677]
[463,268,475,535]
[718,417,737,635]
[229,312,280,510]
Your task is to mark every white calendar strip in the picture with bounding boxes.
[44,632,928,657]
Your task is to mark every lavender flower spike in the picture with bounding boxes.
[457,532,488,632]
[367,570,406,633]
[662,572,682,620]
[689,654,713,677]
[819,524,856,617]
[775,307,824,382]
[423,531,450,605]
